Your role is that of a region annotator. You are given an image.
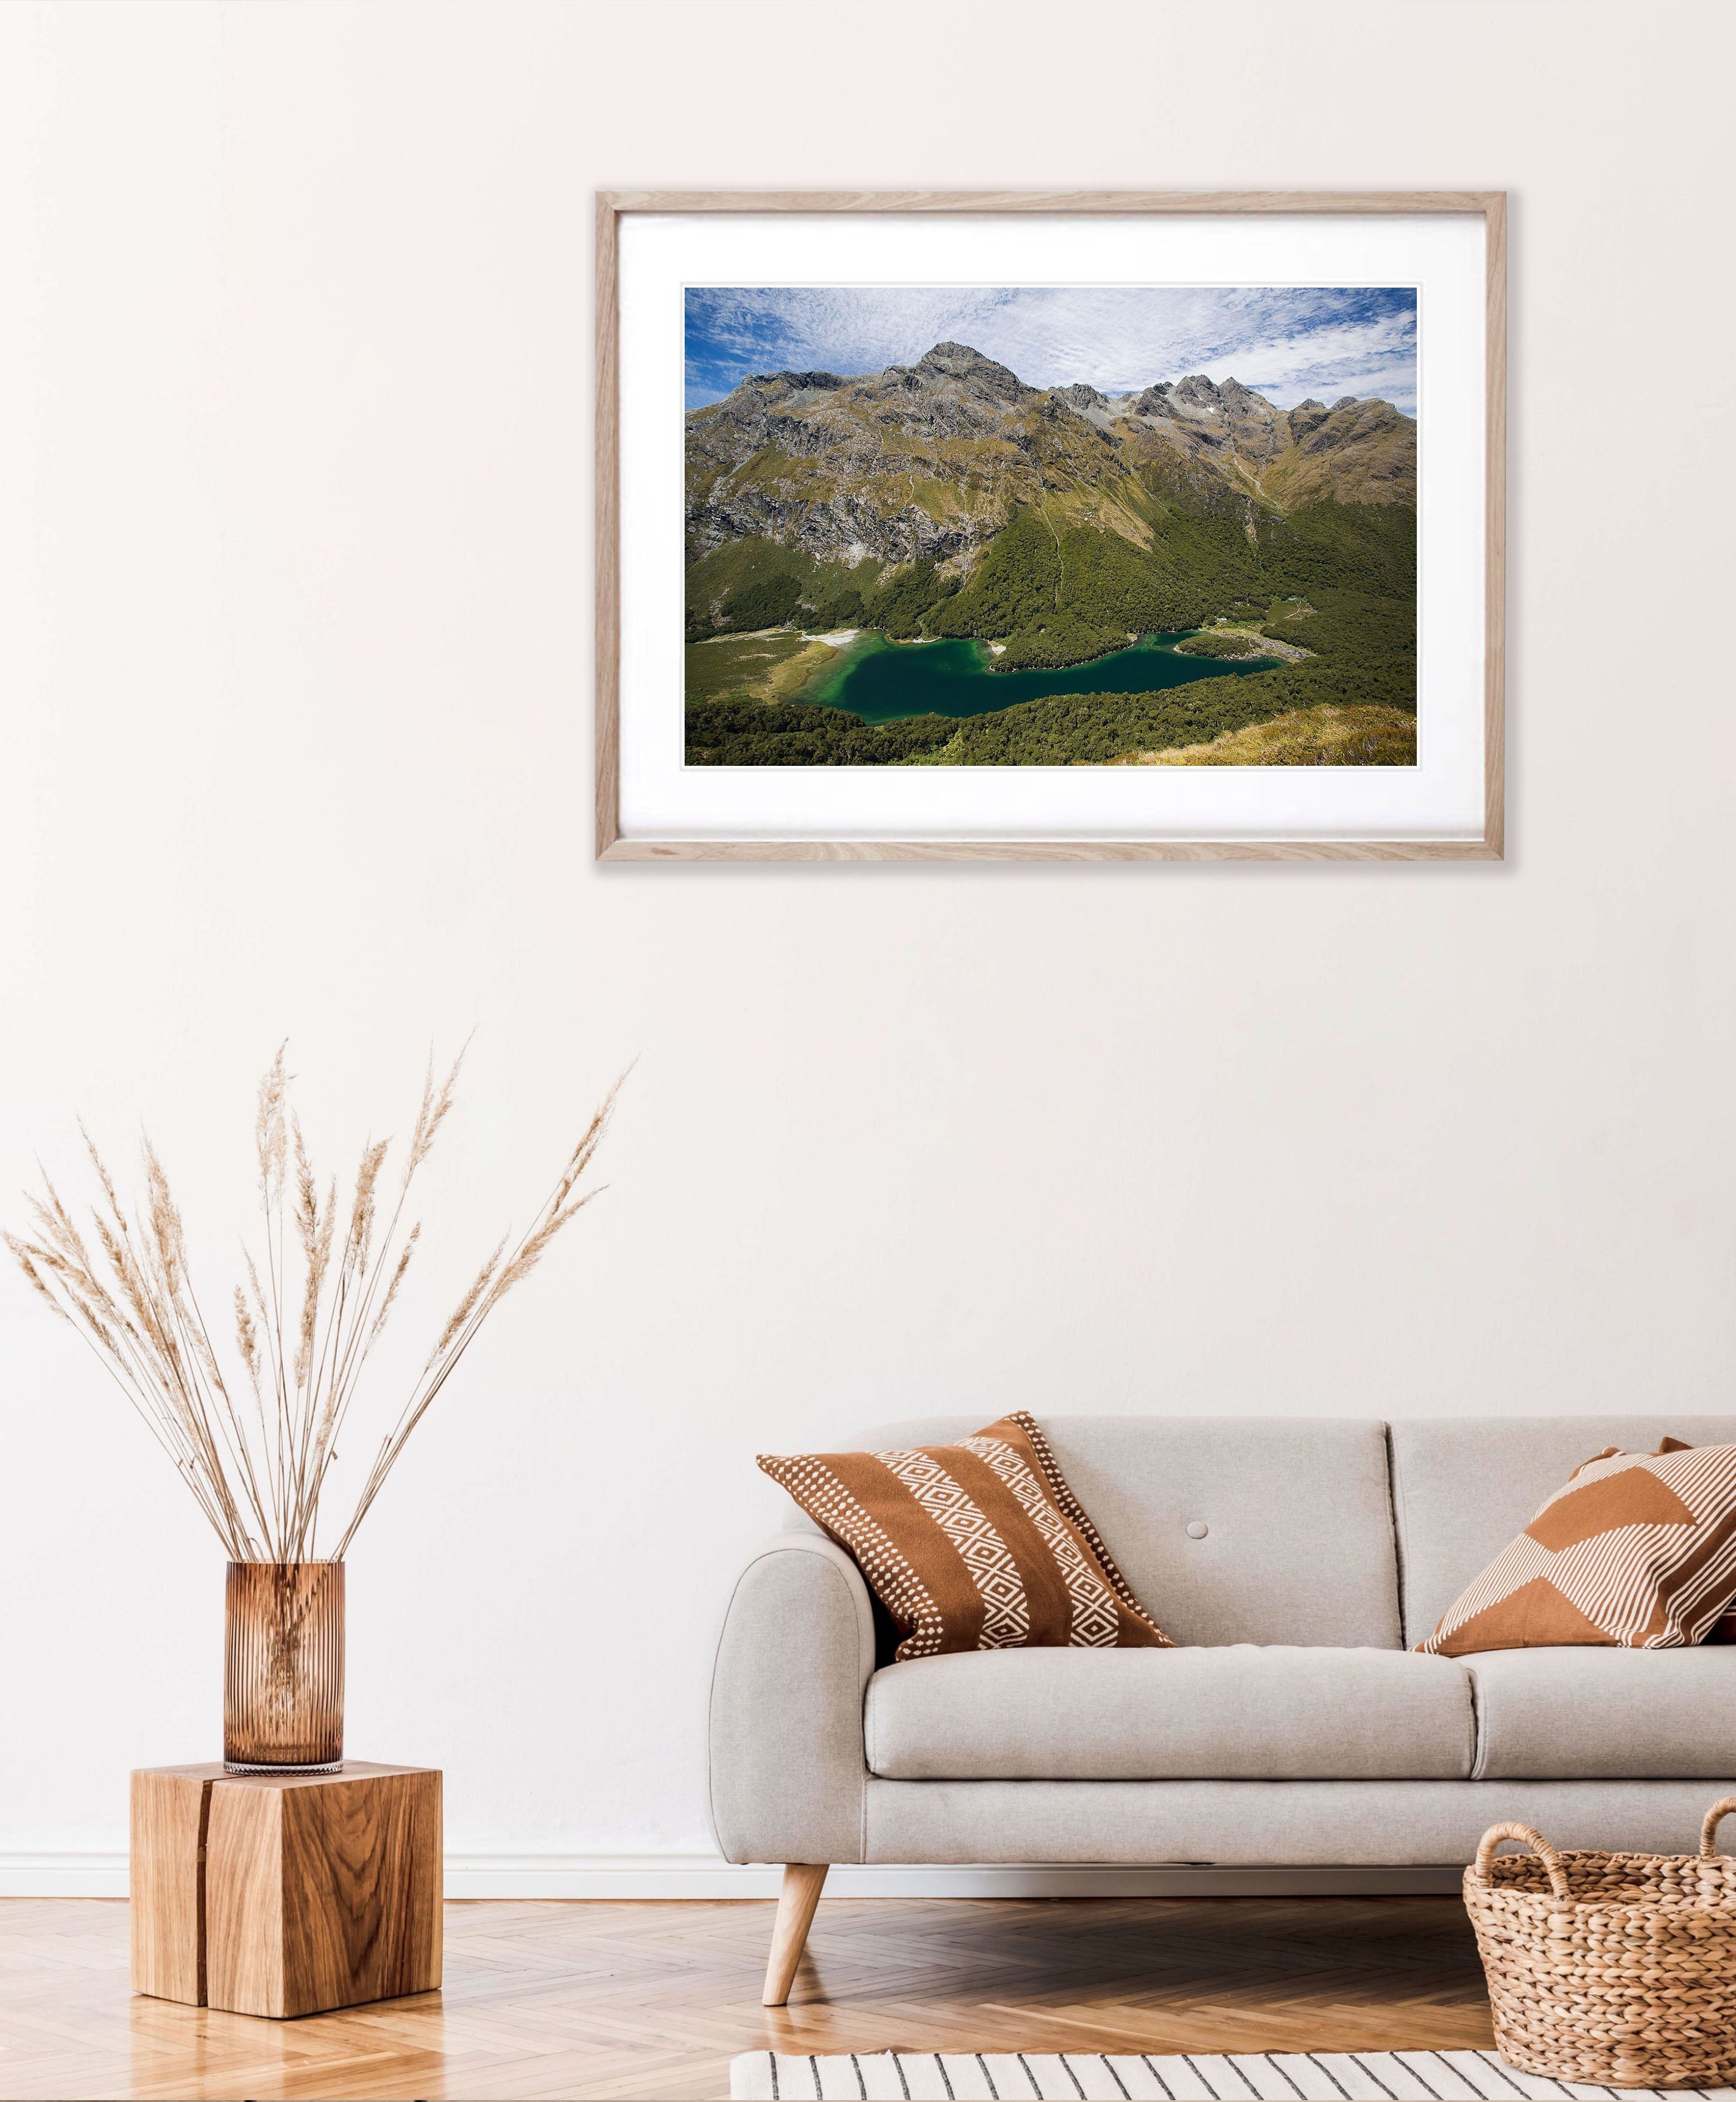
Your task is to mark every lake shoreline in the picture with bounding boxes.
[794,627,1287,727]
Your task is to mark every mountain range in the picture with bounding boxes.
[686,339,1415,573]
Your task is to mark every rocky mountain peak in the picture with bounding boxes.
[744,368,848,399]
[917,340,983,367]
[912,341,1031,403]
[1055,382,1109,411]
[1170,373,1223,411]
[1332,394,1360,411]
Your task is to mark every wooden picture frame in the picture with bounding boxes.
[597,191,1505,863]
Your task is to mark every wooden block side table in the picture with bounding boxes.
[131,1761,442,2019]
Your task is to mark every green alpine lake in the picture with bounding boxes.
[803,631,1282,725]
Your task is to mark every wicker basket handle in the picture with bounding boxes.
[1473,1821,1572,1902]
[1699,1797,1736,1858]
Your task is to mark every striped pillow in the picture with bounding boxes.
[758,1410,1172,1660]
[1645,1437,1736,1643]
[1417,1437,1736,1655]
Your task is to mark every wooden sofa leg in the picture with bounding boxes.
[762,1863,829,2006]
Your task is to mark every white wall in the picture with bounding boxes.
[2,0,1733,1895]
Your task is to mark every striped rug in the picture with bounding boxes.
[729,2049,1736,2100]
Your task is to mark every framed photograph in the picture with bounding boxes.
[596,191,1504,862]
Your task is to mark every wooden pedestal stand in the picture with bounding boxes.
[130,1762,442,2019]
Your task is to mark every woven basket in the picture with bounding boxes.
[1465,1797,1736,2090]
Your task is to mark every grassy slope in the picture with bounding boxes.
[1258,402,1416,509]
[685,632,840,706]
[1123,703,1417,766]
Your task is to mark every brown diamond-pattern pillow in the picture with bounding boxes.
[1417,1437,1736,1655]
[758,1410,1173,1661]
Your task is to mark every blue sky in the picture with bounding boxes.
[685,285,1417,417]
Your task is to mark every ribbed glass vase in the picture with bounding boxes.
[224,1561,345,1773]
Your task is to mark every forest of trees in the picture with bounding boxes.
[684,699,959,766]
[686,581,1416,768]
[921,504,1264,665]
[684,538,884,641]
[686,499,1411,646]
[934,588,1416,765]
[684,497,1417,766]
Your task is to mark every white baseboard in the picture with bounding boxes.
[0,1854,133,1898]
[0,1852,1463,1900]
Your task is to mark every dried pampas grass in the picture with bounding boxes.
[6,1046,619,1560]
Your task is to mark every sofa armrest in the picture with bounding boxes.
[708,1532,874,1865]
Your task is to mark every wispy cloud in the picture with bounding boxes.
[685,285,1417,416]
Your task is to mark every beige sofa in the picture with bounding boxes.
[709,1415,1736,2001]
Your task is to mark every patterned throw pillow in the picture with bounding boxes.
[758,1410,1172,1660]
[1417,1437,1736,1655]
[1645,1438,1736,1643]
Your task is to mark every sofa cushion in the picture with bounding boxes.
[855,1416,1402,1647]
[863,1646,1475,1780]
[1469,1645,1736,1778]
[1389,1416,1736,1647]
[861,1777,1736,1868]
[759,1413,1172,1661]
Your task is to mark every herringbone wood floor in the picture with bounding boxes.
[0,1895,1494,2101]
